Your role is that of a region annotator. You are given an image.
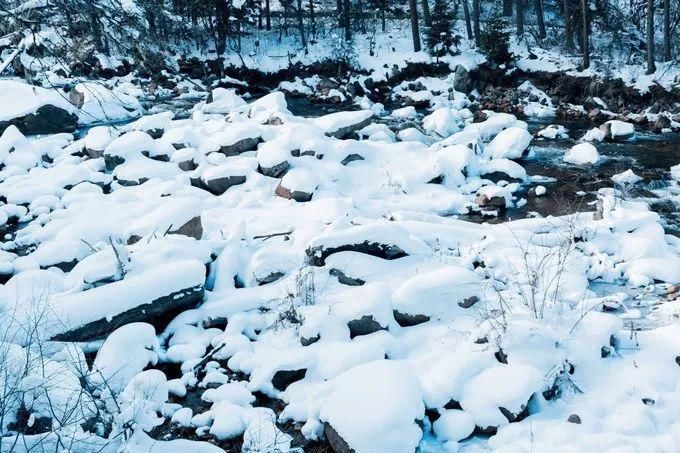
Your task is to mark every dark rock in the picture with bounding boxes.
[499,403,529,423]
[495,349,508,364]
[329,268,365,286]
[475,194,507,210]
[219,137,261,156]
[306,240,408,267]
[393,310,430,327]
[51,285,204,342]
[652,115,671,132]
[341,153,364,166]
[275,181,314,202]
[453,64,471,93]
[169,216,203,240]
[324,422,354,453]
[257,272,284,285]
[202,175,247,195]
[301,334,320,346]
[271,368,307,391]
[347,315,385,338]
[327,117,373,140]
[0,104,78,136]
[567,414,582,424]
[258,161,290,178]
[472,110,488,123]
[458,295,479,308]
[104,154,125,172]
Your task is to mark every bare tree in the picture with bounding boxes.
[343,0,351,41]
[564,0,574,51]
[409,0,422,51]
[663,0,671,61]
[461,0,473,40]
[535,0,546,39]
[581,0,589,68]
[473,0,480,46]
[516,0,524,36]
[646,0,656,73]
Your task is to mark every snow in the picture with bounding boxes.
[484,127,533,159]
[0,80,76,121]
[74,82,143,124]
[563,143,600,165]
[605,119,635,139]
[0,82,679,453]
[319,360,424,452]
[611,169,642,185]
[536,124,568,140]
[311,110,373,135]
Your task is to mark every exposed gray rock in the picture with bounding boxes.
[0,104,78,136]
[51,285,204,342]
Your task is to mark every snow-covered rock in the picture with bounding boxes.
[0,80,78,134]
[563,143,600,165]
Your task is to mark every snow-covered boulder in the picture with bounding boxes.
[611,169,642,185]
[392,266,482,326]
[90,322,160,393]
[460,364,542,430]
[199,157,256,195]
[305,223,429,266]
[563,143,600,165]
[536,124,568,140]
[0,80,78,135]
[599,120,635,141]
[320,360,424,453]
[312,110,374,139]
[423,108,460,138]
[51,260,206,341]
[275,167,318,202]
[203,88,247,114]
[211,122,262,156]
[485,127,532,159]
[73,82,143,125]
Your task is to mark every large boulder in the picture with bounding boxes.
[50,260,206,341]
[319,360,424,453]
[599,120,634,141]
[0,81,78,135]
[312,110,374,139]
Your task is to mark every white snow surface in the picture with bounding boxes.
[0,89,679,452]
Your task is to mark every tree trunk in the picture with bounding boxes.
[337,0,343,28]
[564,0,574,51]
[421,0,432,27]
[503,0,513,16]
[473,0,480,46]
[516,0,524,36]
[409,0,422,51]
[309,0,316,36]
[663,0,671,61]
[343,0,351,41]
[296,0,307,52]
[381,8,386,32]
[535,0,546,39]
[581,0,589,68]
[647,0,656,73]
[462,0,473,40]
[265,0,271,30]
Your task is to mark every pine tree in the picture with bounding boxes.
[480,15,512,65]
[426,0,456,57]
